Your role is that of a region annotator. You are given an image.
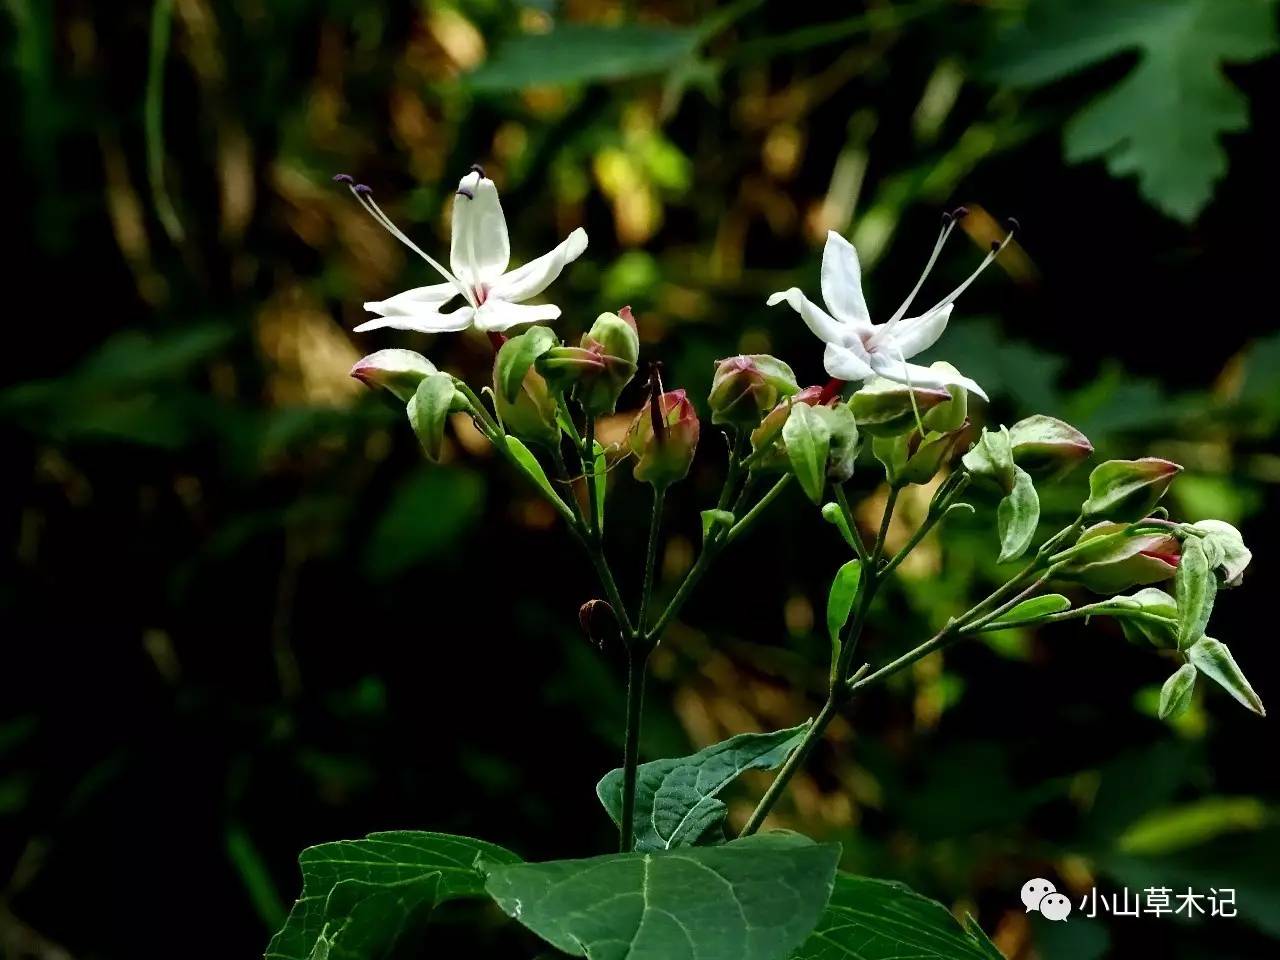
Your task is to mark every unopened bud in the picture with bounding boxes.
[849,377,951,437]
[493,365,561,448]
[961,425,1016,493]
[351,349,438,402]
[708,354,800,427]
[628,388,700,488]
[750,385,823,470]
[1008,415,1092,479]
[1082,458,1182,522]
[1064,521,1181,594]
[579,599,621,651]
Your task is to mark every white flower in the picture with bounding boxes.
[337,167,587,335]
[767,212,1016,401]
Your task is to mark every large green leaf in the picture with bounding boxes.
[597,724,810,851]
[985,0,1278,221]
[485,832,840,960]
[468,25,701,92]
[791,873,1005,959]
[266,831,521,960]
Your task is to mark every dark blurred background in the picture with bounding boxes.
[2,1,1278,958]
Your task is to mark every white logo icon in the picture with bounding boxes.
[1021,878,1072,922]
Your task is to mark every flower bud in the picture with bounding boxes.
[628,388,700,488]
[351,349,438,402]
[579,599,621,651]
[1081,458,1181,522]
[849,378,952,437]
[538,345,607,393]
[1095,587,1179,647]
[493,365,561,449]
[873,424,970,487]
[961,425,1016,493]
[708,354,800,427]
[750,385,823,470]
[920,362,969,434]
[1189,519,1251,587]
[578,310,641,415]
[1064,521,1181,594]
[1007,415,1092,479]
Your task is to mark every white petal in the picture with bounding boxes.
[874,303,953,359]
[766,287,846,344]
[450,172,510,287]
[354,305,475,334]
[363,281,459,317]
[823,342,876,381]
[489,228,588,304]
[473,299,561,333]
[868,353,988,401]
[820,231,872,331]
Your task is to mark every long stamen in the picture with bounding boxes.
[884,208,964,328]
[917,216,1018,318]
[334,175,473,307]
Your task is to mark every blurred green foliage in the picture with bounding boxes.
[2,1,1278,959]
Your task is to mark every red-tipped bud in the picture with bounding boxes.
[708,354,799,427]
[628,389,700,488]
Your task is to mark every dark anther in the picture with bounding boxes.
[990,240,1003,252]
[469,163,486,177]
[941,211,954,225]
[456,186,475,199]
[332,173,354,184]
[1004,216,1021,233]
[951,205,970,220]
[646,362,666,444]
[354,183,373,195]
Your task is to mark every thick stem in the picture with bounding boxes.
[618,649,648,851]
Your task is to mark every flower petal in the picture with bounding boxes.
[450,171,510,288]
[820,231,872,331]
[823,342,876,381]
[868,353,988,401]
[363,281,459,317]
[473,299,561,333]
[874,303,953,359]
[766,287,846,344]
[489,228,588,304]
[354,305,475,334]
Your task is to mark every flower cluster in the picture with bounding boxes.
[343,167,1261,728]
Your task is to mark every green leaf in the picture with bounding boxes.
[596,726,810,851]
[496,327,557,403]
[406,373,458,462]
[468,25,701,92]
[791,872,1005,959]
[1187,636,1266,716]
[485,832,840,960]
[783,402,831,504]
[826,559,863,653]
[989,594,1072,626]
[265,831,521,960]
[1191,518,1252,586]
[504,436,576,525]
[701,508,735,544]
[996,465,1040,562]
[985,0,1277,221]
[363,469,484,580]
[1175,538,1216,650]
[1158,662,1198,720]
[961,425,1015,492]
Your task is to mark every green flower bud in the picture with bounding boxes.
[872,424,970,488]
[1008,415,1093,479]
[1064,521,1181,594]
[1189,519,1251,587]
[628,388,700,488]
[708,355,800,427]
[538,345,607,393]
[750,385,823,471]
[586,309,641,366]
[920,362,969,434]
[535,310,640,416]
[961,425,1016,493]
[351,349,438,402]
[1081,458,1182,522]
[493,365,561,449]
[1093,587,1179,647]
[849,378,952,437]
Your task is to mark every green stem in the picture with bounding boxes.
[833,484,871,565]
[739,695,839,837]
[723,474,791,546]
[618,649,648,851]
[584,414,599,539]
[879,473,970,579]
